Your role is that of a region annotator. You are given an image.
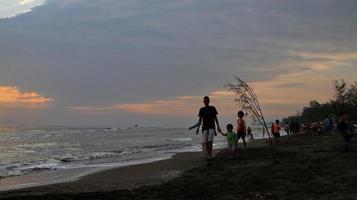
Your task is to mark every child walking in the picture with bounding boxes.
[273,119,281,144]
[247,127,254,140]
[237,111,247,148]
[221,124,237,156]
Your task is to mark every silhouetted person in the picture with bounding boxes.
[271,123,275,137]
[192,96,222,160]
[247,127,254,140]
[324,117,333,133]
[338,111,353,152]
[237,111,247,148]
[273,119,281,144]
[221,124,237,157]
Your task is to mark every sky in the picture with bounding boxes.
[0,0,357,127]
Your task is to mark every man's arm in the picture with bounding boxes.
[189,122,199,130]
[196,117,202,134]
[215,117,222,134]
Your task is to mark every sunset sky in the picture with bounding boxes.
[0,0,356,127]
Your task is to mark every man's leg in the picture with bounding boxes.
[202,143,207,157]
[202,131,208,157]
[207,142,213,158]
[207,129,215,159]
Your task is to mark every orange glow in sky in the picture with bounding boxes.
[0,86,53,107]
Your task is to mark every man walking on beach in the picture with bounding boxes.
[194,96,222,160]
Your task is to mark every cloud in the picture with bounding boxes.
[123,75,331,118]
[0,86,53,108]
[109,92,233,116]
[69,106,115,114]
[1,0,357,126]
[114,100,197,116]
[286,51,357,70]
[19,0,36,5]
[70,77,325,119]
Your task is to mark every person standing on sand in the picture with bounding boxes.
[191,96,222,160]
[324,117,333,133]
[237,111,247,148]
[271,123,275,137]
[338,111,353,152]
[221,124,237,157]
[247,127,254,140]
[273,119,281,144]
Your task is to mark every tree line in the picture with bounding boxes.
[283,80,357,124]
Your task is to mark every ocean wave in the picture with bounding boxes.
[167,137,193,142]
[19,160,65,173]
[55,153,80,163]
[0,141,196,179]
[55,151,123,163]
[0,159,65,178]
[17,142,59,149]
[86,152,121,160]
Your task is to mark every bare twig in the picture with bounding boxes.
[225,76,276,162]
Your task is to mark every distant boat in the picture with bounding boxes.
[134,124,139,128]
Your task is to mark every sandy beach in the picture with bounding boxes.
[1,133,357,199]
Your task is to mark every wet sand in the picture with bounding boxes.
[1,133,357,199]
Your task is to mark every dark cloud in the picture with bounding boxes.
[0,0,356,125]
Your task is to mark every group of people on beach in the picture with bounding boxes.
[189,96,356,159]
[295,112,356,152]
[189,96,279,160]
[299,117,334,135]
[284,121,300,135]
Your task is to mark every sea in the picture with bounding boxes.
[0,126,271,191]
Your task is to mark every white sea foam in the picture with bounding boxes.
[17,142,59,148]
[87,152,120,160]
[0,0,47,19]
[0,127,206,189]
[168,137,193,142]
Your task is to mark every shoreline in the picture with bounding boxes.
[0,138,266,195]
[2,132,357,199]
[0,156,174,192]
[1,137,301,199]
[0,151,207,197]
[0,136,261,193]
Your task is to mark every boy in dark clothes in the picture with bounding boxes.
[338,112,353,152]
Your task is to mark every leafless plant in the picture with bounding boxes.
[225,76,276,162]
